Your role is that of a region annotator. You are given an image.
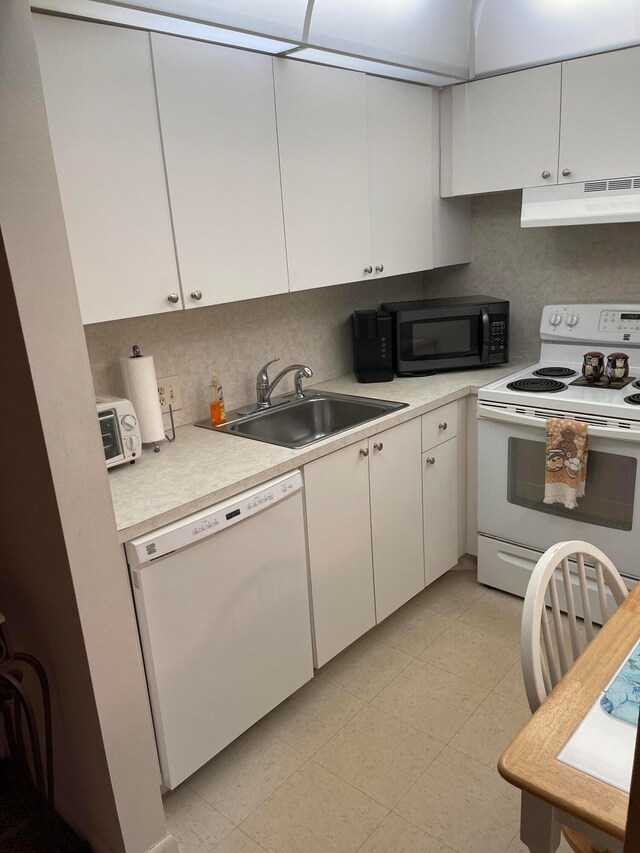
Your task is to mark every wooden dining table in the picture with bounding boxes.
[499,582,640,853]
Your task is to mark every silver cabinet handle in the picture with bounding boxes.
[359,447,369,457]
[191,289,203,300]
[562,168,572,177]
[426,456,435,465]
[363,266,373,275]
[541,170,551,179]
[167,293,180,304]
[373,442,384,451]
[439,422,448,431]
[375,264,384,273]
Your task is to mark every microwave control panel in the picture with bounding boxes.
[489,318,508,353]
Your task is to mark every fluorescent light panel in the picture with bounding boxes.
[308,0,472,78]
[33,0,300,52]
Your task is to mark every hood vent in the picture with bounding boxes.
[522,176,640,227]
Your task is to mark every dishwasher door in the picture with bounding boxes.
[126,471,313,789]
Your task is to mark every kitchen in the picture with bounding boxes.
[3,1,638,850]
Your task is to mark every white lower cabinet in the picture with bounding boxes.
[423,436,459,586]
[304,418,424,666]
[304,441,376,668]
[369,419,424,621]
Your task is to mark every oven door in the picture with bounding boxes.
[478,408,640,578]
[395,305,490,374]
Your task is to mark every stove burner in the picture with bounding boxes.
[533,367,577,378]
[507,378,567,393]
[634,381,640,390]
[625,393,640,406]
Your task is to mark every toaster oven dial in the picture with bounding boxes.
[125,435,140,453]
[121,413,137,431]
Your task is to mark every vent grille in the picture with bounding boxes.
[132,571,141,590]
[583,176,640,193]
[608,178,633,191]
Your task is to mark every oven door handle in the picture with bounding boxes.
[478,404,640,443]
[481,308,490,364]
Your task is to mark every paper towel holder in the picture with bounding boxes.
[128,344,176,451]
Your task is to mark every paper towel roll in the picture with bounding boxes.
[120,354,165,445]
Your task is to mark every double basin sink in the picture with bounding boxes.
[197,391,408,449]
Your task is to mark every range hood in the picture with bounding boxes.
[521,176,640,227]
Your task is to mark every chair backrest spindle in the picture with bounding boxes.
[522,541,628,712]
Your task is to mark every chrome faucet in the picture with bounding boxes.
[256,358,313,409]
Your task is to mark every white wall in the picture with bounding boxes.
[0,2,175,850]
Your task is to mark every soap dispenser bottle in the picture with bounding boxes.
[210,372,227,426]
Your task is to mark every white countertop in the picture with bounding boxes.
[109,361,530,542]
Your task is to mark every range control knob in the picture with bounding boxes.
[549,312,563,327]
[565,313,579,327]
[125,435,140,452]
[121,413,137,431]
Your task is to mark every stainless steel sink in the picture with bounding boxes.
[196,391,408,449]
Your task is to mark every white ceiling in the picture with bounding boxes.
[33,0,640,83]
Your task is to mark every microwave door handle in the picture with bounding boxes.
[481,308,490,363]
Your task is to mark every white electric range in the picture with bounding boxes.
[477,303,640,595]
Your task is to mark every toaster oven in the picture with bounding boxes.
[96,395,141,468]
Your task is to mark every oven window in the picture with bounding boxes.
[399,317,479,361]
[507,438,636,531]
[99,410,122,461]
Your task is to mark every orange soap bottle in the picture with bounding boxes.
[209,372,227,426]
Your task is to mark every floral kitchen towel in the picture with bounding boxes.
[544,418,588,509]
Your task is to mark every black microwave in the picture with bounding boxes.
[381,295,509,376]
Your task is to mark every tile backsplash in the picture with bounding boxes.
[425,191,640,358]
[86,190,640,428]
[85,273,425,428]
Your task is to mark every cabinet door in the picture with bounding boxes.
[423,437,459,586]
[442,64,561,196]
[33,15,181,324]
[366,77,433,277]
[369,419,424,622]
[559,47,640,183]
[304,442,375,667]
[151,35,288,308]
[274,60,372,291]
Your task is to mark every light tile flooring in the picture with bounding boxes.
[163,560,572,853]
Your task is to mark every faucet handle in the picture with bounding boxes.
[257,357,280,388]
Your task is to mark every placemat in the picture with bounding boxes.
[601,640,640,725]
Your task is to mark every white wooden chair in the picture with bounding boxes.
[521,540,629,853]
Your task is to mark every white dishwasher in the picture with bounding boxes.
[126,470,313,789]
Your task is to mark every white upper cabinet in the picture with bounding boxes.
[151,34,289,307]
[33,15,181,324]
[559,46,640,183]
[274,60,373,291]
[441,64,562,196]
[366,77,434,278]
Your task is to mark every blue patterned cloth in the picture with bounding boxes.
[601,641,640,726]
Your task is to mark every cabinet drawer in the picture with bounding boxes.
[422,402,458,450]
